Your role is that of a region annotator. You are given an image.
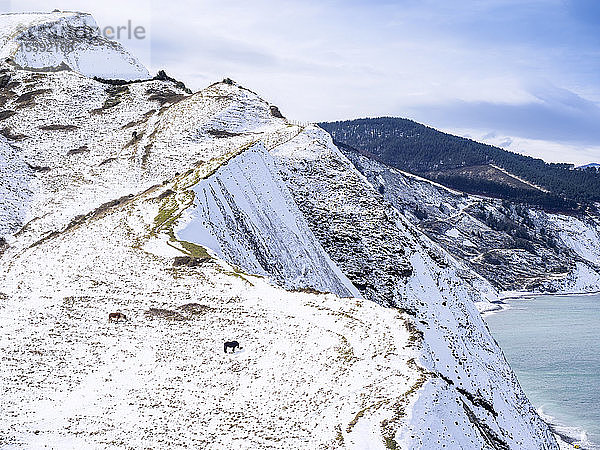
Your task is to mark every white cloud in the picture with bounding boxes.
[448,127,600,165]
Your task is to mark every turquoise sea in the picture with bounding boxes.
[485,294,600,449]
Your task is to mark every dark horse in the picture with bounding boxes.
[224,341,241,353]
[108,312,127,322]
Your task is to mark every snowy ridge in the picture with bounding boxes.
[176,143,360,297]
[0,17,559,448]
[0,176,420,449]
[0,66,189,250]
[138,81,289,179]
[0,12,149,80]
[272,126,557,449]
[0,67,287,252]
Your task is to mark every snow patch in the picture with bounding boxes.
[445,227,460,238]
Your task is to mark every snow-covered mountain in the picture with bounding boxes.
[0,11,149,79]
[340,145,600,294]
[0,12,559,449]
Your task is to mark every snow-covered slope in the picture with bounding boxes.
[0,63,187,250]
[0,136,33,236]
[0,63,289,254]
[0,16,559,448]
[0,12,149,80]
[341,146,600,294]
[176,143,360,297]
[546,213,600,265]
[271,126,557,449]
[0,177,420,449]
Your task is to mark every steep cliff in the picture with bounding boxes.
[0,12,559,449]
[340,145,600,294]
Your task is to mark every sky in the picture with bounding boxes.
[4,0,600,165]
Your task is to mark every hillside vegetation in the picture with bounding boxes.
[321,117,600,210]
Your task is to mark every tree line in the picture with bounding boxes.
[320,117,600,210]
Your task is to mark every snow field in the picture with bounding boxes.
[0,184,420,449]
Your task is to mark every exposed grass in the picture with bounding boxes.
[153,200,180,232]
[152,190,194,234]
[346,407,368,433]
[14,89,51,107]
[98,157,117,166]
[346,399,388,434]
[122,108,156,128]
[220,269,253,285]
[379,355,430,447]
[148,140,264,283]
[145,308,187,321]
[0,110,16,120]
[141,144,152,167]
[123,130,144,149]
[91,85,129,114]
[173,141,255,191]
[395,306,417,316]
[180,240,211,259]
[151,191,216,270]
[289,286,328,295]
[0,126,26,140]
[39,124,78,131]
[178,303,215,316]
[67,145,89,155]
[336,336,357,364]
[146,87,186,106]
[403,318,424,348]
[335,425,344,446]
[151,140,259,237]
[333,310,359,322]
[384,436,398,449]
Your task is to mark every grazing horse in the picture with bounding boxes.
[224,341,241,353]
[108,312,127,322]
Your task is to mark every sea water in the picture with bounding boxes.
[485,294,600,449]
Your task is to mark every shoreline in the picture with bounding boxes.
[481,289,600,317]
[500,289,600,301]
[544,410,595,450]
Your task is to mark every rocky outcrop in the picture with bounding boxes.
[271,126,558,448]
[176,143,360,297]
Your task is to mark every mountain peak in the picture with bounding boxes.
[0,11,149,80]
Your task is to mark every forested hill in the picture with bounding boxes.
[320,117,600,210]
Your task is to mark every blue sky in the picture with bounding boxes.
[6,0,600,164]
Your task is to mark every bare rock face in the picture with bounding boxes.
[269,105,285,119]
[271,126,558,449]
[172,256,210,267]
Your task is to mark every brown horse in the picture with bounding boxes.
[108,312,127,322]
